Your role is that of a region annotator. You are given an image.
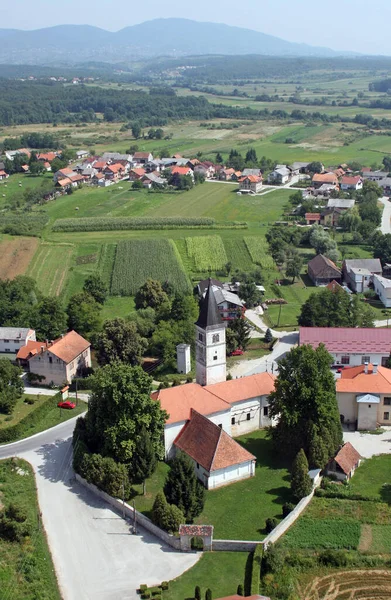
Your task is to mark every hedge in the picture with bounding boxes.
[0,393,61,444]
[52,216,247,232]
[250,544,263,595]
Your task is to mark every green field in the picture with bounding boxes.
[0,458,61,600]
[185,235,228,271]
[111,239,191,295]
[29,243,73,296]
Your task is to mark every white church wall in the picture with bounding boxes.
[208,461,255,489]
[164,420,186,458]
[208,408,232,435]
[230,397,261,436]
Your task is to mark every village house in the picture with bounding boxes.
[307,254,342,286]
[327,198,355,210]
[340,176,363,191]
[373,274,391,308]
[336,363,391,430]
[76,150,89,160]
[103,163,126,182]
[53,167,75,183]
[151,282,275,488]
[37,152,58,163]
[378,178,391,197]
[133,152,153,164]
[325,443,362,480]
[242,168,262,178]
[312,172,339,189]
[218,168,235,181]
[28,330,91,386]
[141,173,166,188]
[239,175,262,193]
[194,162,214,178]
[343,258,382,293]
[299,326,391,367]
[305,212,321,225]
[0,327,36,356]
[101,152,132,164]
[129,168,146,181]
[321,206,347,227]
[267,165,291,184]
[209,286,245,320]
[17,340,49,370]
[171,165,194,179]
[363,170,388,181]
[5,148,31,161]
[289,161,310,175]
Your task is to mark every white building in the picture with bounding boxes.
[300,326,391,367]
[177,344,191,374]
[343,259,382,293]
[373,274,391,308]
[195,284,227,386]
[0,327,36,355]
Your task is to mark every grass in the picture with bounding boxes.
[0,394,45,429]
[283,518,361,550]
[163,552,249,600]
[0,458,61,600]
[349,454,391,501]
[185,235,228,271]
[28,242,74,296]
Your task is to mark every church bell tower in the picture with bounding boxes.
[195,280,226,386]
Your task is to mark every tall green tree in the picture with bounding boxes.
[96,318,147,366]
[31,297,67,340]
[285,247,303,283]
[130,426,157,495]
[298,288,374,328]
[164,452,205,521]
[0,359,24,414]
[268,344,342,464]
[291,449,312,500]
[228,317,251,351]
[131,122,142,139]
[135,279,169,310]
[67,292,102,338]
[83,274,108,305]
[84,363,167,464]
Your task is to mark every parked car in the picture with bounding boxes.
[58,401,76,409]
[230,349,244,356]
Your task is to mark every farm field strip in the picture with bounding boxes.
[185,235,228,271]
[29,243,74,296]
[244,237,275,269]
[0,236,39,280]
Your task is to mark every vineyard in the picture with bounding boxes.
[244,237,275,269]
[185,235,228,271]
[110,239,191,295]
[52,216,219,232]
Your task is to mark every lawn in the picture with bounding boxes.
[28,242,74,296]
[0,394,46,429]
[0,458,61,600]
[164,552,250,600]
[349,454,391,501]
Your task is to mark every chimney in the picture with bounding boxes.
[40,345,45,353]
[373,363,378,374]
[364,362,369,374]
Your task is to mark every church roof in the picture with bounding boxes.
[174,409,255,472]
[195,279,223,328]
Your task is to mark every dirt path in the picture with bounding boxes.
[358,524,373,552]
[0,237,39,279]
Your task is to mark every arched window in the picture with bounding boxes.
[212,334,220,343]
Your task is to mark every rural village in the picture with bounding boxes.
[3,41,391,600]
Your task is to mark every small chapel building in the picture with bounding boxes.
[152,280,276,489]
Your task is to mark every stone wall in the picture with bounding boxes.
[212,540,258,552]
[75,474,181,551]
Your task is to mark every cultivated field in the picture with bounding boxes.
[28,243,73,296]
[0,236,39,279]
[185,235,228,272]
[299,570,391,600]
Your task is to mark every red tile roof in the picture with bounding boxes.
[0,170,7,176]
[48,330,90,364]
[312,173,338,184]
[171,166,191,175]
[93,161,107,170]
[130,168,146,177]
[242,175,262,183]
[300,327,391,354]
[105,163,124,173]
[133,152,151,159]
[332,442,361,475]
[16,340,48,360]
[305,212,321,220]
[174,410,255,472]
[206,373,276,405]
[341,176,362,185]
[337,364,391,394]
[57,177,72,187]
[38,152,57,162]
[326,280,344,292]
[152,383,229,424]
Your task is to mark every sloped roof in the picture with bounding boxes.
[213,287,244,308]
[133,152,151,159]
[326,280,344,292]
[300,327,391,355]
[305,213,321,220]
[0,327,33,340]
[17,340,48,360]
[151,383,230,424]
[174,410,255,472]
[198,278,223,295]
[374,274,391,289]
[195,280,223,328]
[344,258,382,274]
[206,372,276,405]
[48,330,90,364]
[332,442,361,475]
[308,254,341,279]
[171,166,191,175]
[341,176,362,185]
[313,172,338,183]
[327,199,355,209]
[337,364,391,394]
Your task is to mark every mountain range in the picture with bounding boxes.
[0,18,357,65]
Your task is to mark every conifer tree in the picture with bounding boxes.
[291,449,312,500]
[131,427,157,495]
[164,452,205,521]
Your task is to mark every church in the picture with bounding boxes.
[152,281,276,490]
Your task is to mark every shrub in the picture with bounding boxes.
[195,585,201,600]
[141,592,151,599]
[139,584,147,592]
[250,545,262,595]
[0,393,62,444]
[78,453,130,498]
[265,517,278,533]
[152,491,184,533]
[262,543,285,574]
[24,398,35,405]
[319,549,348,567]
[282,502,295,518]
[237,584,244,596]
[161,582,169,591]
[291,449,312,500]
[205,589,212,600]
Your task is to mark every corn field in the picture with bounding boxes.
[185,235,228,271]
[244,237,275,269]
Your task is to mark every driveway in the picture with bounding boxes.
[344,426,391,458]
[230,332,298,378]
[379,197,391,234]
[0,420,199,600]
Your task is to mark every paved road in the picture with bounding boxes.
[230,332,298,378]
[0,420,199,600]
[379,197,391,234]
[24,386,90,401]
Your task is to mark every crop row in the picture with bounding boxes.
[52,216,217,232]
[110,239,191,295]
[244,237,275,269]
[0,213,48,235]
[185,235,228,271]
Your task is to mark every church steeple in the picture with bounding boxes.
[195,279,226,386]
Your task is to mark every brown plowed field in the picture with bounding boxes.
[300,569,391,600]
[0,237,39,280]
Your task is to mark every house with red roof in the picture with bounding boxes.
[299,326,391,368]
[239,175,263,193]
[133,151,153,164]
[129,167,146,180]
[312,172,339,189]
[326,442,361,480]
[340,175,363,191]
[305,212,321,225]
[170,165,194,178]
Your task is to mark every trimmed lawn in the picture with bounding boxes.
[0,394,44,429]
[129,461,170,520]
[349,454,391,501]
[164,552,249,600]
[0,458,61,600]
[28,242,74,296]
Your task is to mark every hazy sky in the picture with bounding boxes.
[1,0,389,55]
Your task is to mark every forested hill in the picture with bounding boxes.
[0,19,352,65]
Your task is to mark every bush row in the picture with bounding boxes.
[315,488,383,502]
[250,544,263,595]
[0,213,48,236]
[52,216,216,232]
[0,393,61,443]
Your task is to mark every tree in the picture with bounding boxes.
[132,179,143,190]
[215,152,223,164]
[205,590,212,600]
[131,122,142,139]
[309,225,339,262]
[268,344,342,463]
[383,156,391,172]
[285,248,303,283]
[135,279,169,310]
[228,318,251,351]
[298,288,374,328]
[130,427,157,494]
[0,359,24,414]
[264,328,273,344]
[291,449,312,500]
[195,586,202,600]
[29,161,46,176]
[170,293,198,322]
[67,292,102,338]
[307,161,323,173]
[245,148,257,164]
[152,491,184,533]
[164,452,205,521]
[374,233,391,265]
[96,318,147,366]
[83,363,167,463]
[239,282,263,309]
[83,274,108,305]
[31,297,67,340]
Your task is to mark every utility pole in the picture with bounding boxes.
[122,481,125,519]
[133,500,137,534]
[75,378,78,406]
[277,302,282,328]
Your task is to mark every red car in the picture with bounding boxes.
[230,349,244,356]
[58,401,76,409]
